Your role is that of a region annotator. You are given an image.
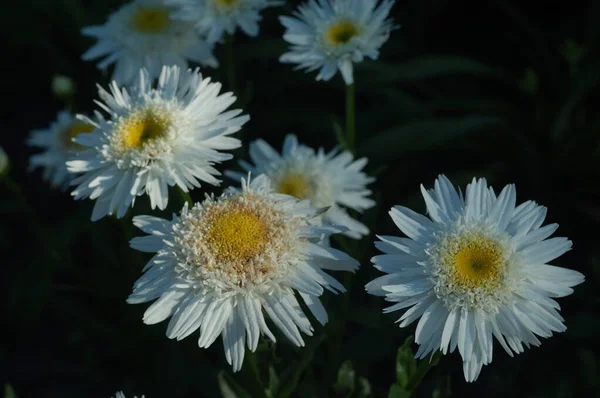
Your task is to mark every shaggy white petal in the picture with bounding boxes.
[280,0,397,84]
[168,0,280,43]
[27,111,94,190]
[68,65,247,221]
[228,133,375,239]
[128,175,357,372]
[366,174,584,382]
[82,0,217,84]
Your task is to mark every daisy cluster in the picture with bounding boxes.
[23,0,585,394]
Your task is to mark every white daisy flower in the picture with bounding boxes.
[366,175,584,382]
[27,111,95,190]
[227,134,375,239]
[127,174,359,372]
[67,65,248,221]
[168,0,281,43]
[113,392,144,398]
[82,0,218,85]
[279,0,396,85]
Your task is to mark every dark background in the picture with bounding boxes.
[1,0,599,397]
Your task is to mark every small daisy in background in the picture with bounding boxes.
[168,0,281,43]
[51,74,76,100]
[82,0,218,84]
[227,134,375,239]
[127,174,359,372]
[366,175,584,382]
[27,111,95,190]
[67,65,248,221]
[279,0,396,85]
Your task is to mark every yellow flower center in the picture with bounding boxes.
[116,111,170,150]
[206,210,268,263]
[214,0,237,6]
[175,194,298,287]
[131,6,171,34]
[277,173,312,199]
[62,121,94,149]
[448,234,506,290]
[325,19,359,45]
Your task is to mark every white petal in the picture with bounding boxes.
[222,310,246,372]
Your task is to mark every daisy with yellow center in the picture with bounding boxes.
[325,19,360,45]
[27,111,94,190]
[81,0,218,84]
[366,175,585,382]
[131,6,171,33]
[227,134,375,239]
[127,175,359,372]
[67,65,249,221]
[280,0,397,85]
[168,0,280,43]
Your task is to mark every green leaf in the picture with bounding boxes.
[388,384,412,398]
[363,56,503,81]
[332,118,348,150]
[562,40,585,67]
[218,371,252,398]
[357,377,372,398]
[334,360,356,396]
[275,333,326,398]
[4,384,17,398]
[517,67,539,94]
[395,335,416,389]
[266,366,279,398]
[432,376,452,398]
[359,115,506,163]
[552,60,600,140]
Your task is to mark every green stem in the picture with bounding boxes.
[241,350,267,398]
[406,351,443,391]
[176,186,193,207]
[329,235,355,381]
[345,83,356,152]
[225,34,238,97]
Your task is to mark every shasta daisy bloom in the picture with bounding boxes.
[366,176,584,382]
[127,174,359,371]
[82,0,218,85]
[227,134,375,239]
[168,0,281,43]
[279,0,396,85]
[67,65,248,221]
[27,111,95,190]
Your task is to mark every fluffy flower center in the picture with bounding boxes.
[277,173,312,199]
[174,194,298,288]
[131,6,171,34]
[430,227,512,310]
[62,121,94,149]
[206,210,267,263]
[451,236,505,289]
[116,110,170,150]
[326,20,359,45]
